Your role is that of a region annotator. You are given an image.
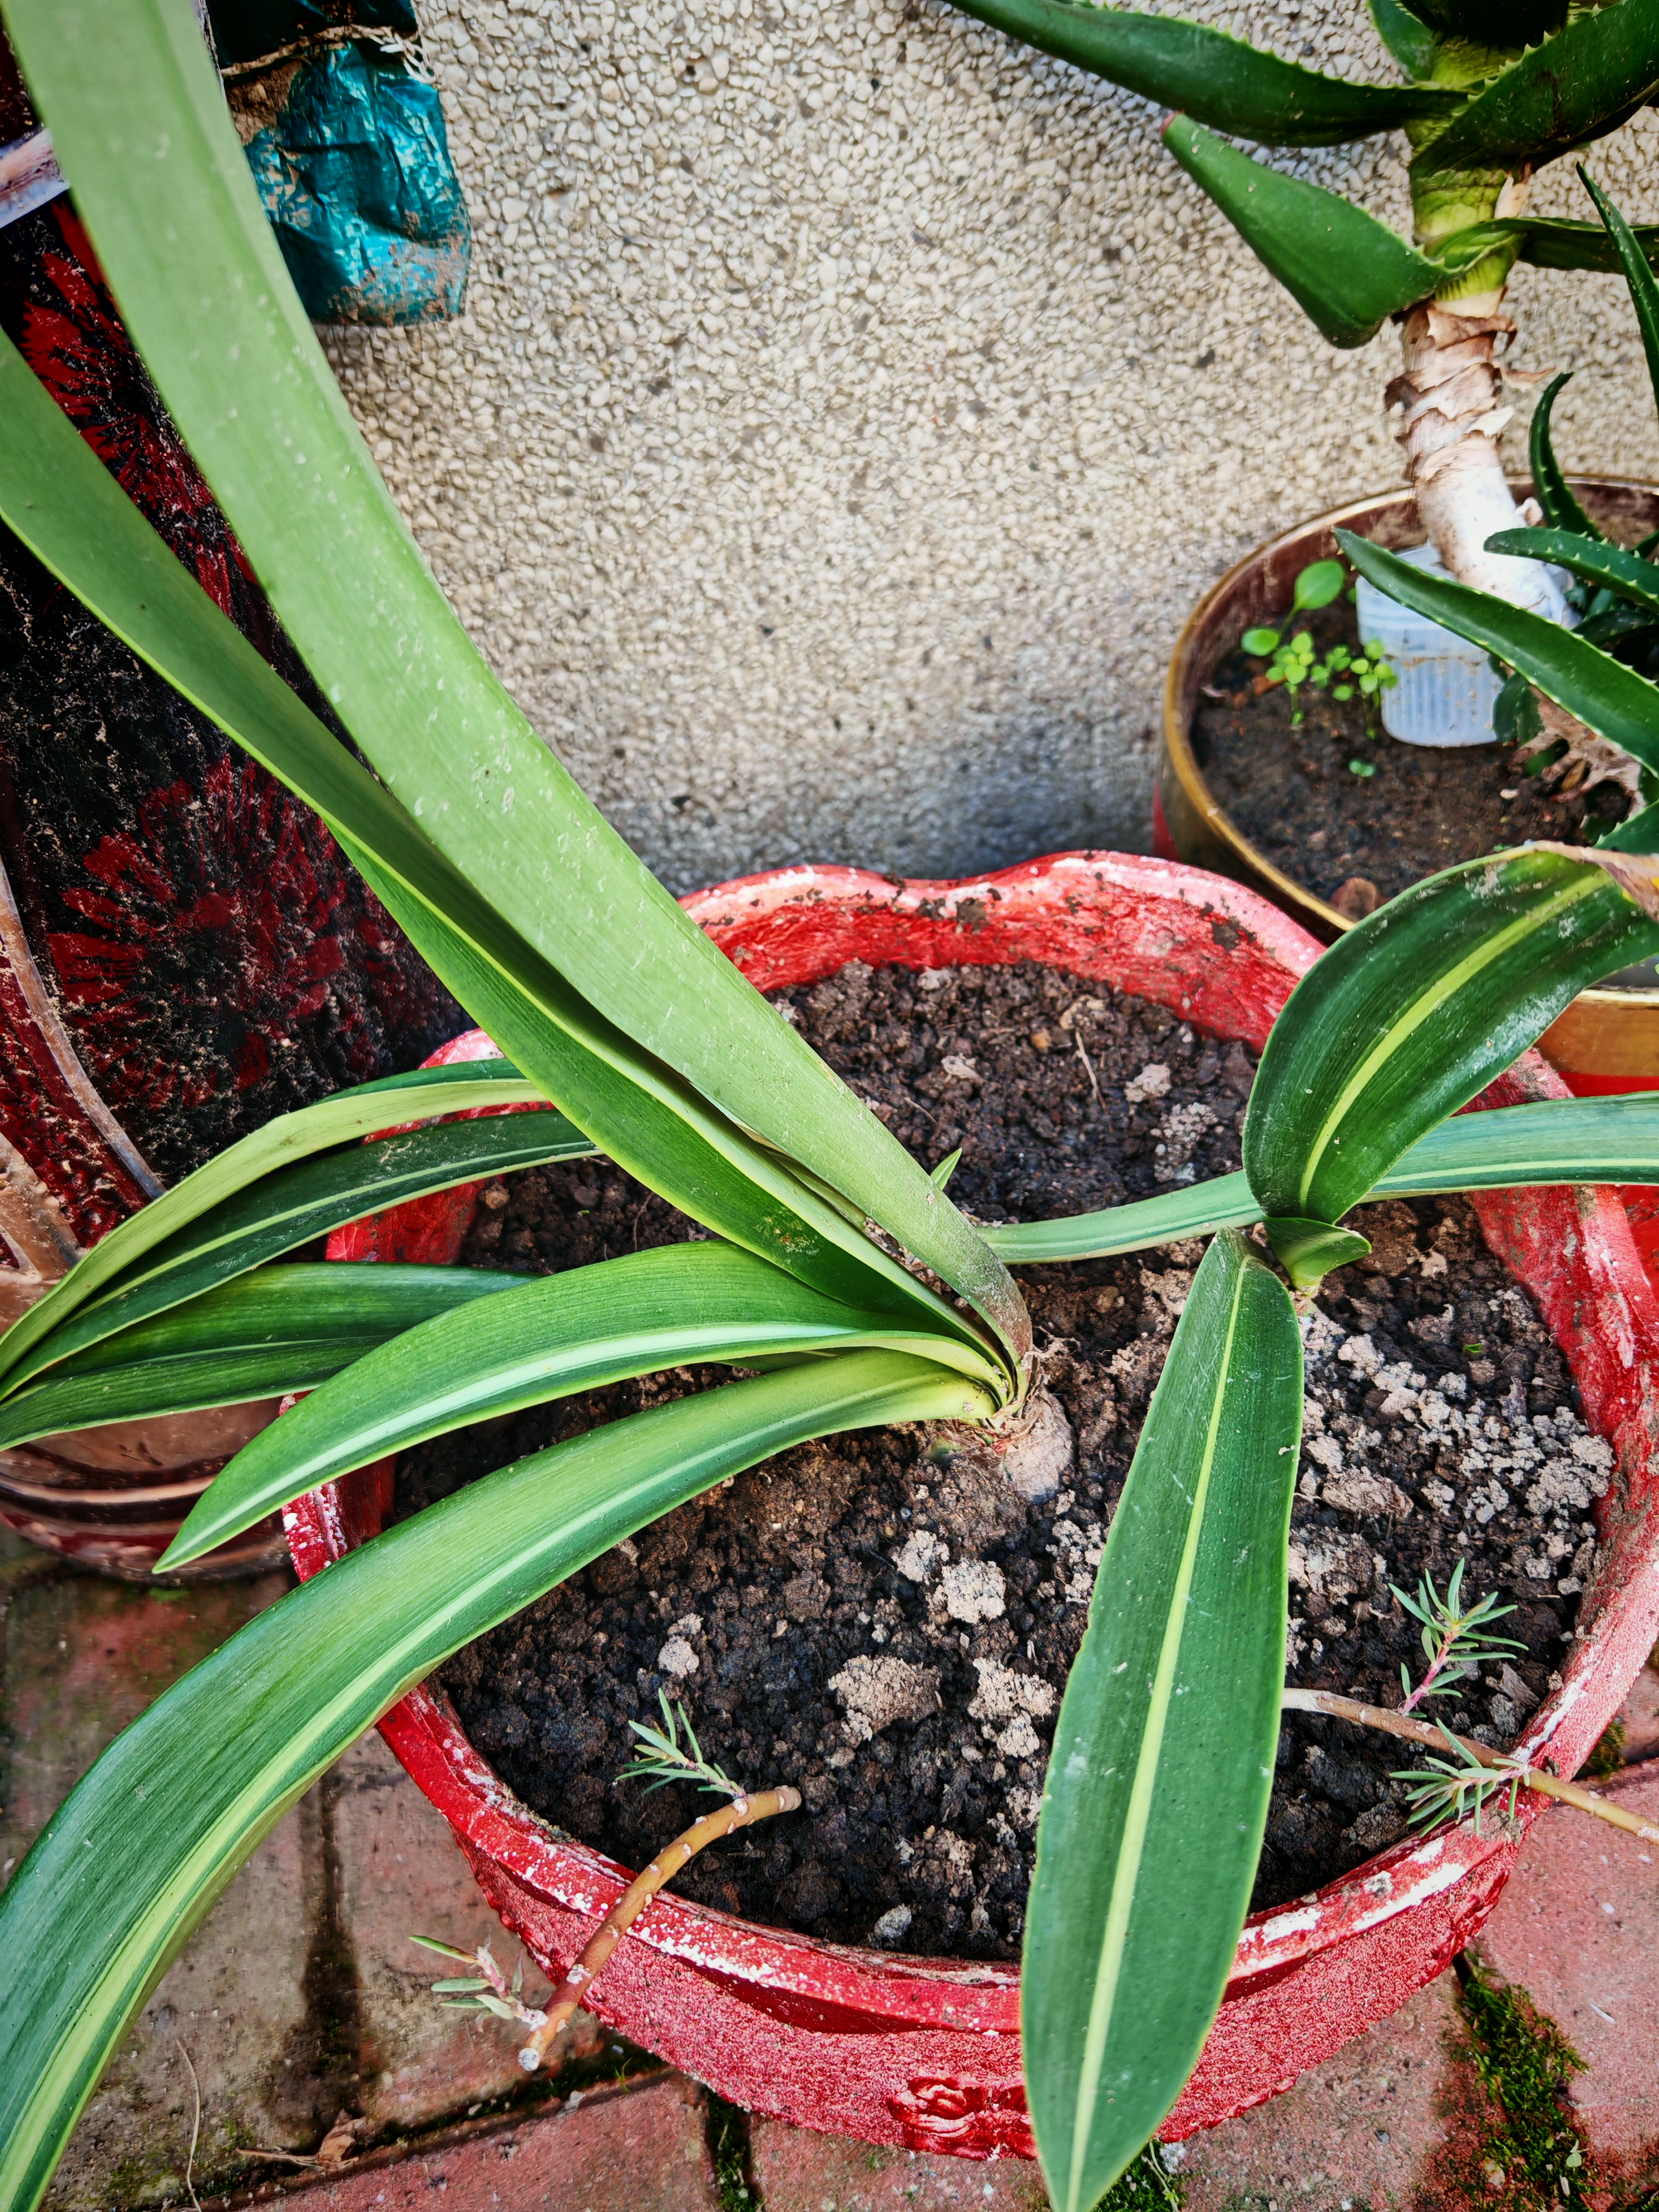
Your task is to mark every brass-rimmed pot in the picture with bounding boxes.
[1155,477,1659,1090]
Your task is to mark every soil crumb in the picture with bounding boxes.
[402,962,1596,1949]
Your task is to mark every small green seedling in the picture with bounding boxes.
[410,1936,547,2029]
[1244,564,1398,726]
[1394,1726,1528,1836]
[1393,1561,1525,1715]
[619,1689,744,1797]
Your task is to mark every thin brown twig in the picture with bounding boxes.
[1074,1028,1102,1108]
[517,1785,800,2072]
[175,2041,203,2212]
[1284,1688,1659,1845]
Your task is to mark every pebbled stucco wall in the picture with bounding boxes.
[320,0,1659,896]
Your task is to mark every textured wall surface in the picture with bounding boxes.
[321,0,1659,895]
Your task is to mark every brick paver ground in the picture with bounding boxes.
[245,2075,720,2212]
[1168,1974,1488,2211]
[9,1525,1659,2212]
[1473,1755,1659,2200]
[750,2119,1046,2210]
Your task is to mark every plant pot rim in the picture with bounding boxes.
[288,849,1659,2158]
[1161,476,1659,1020]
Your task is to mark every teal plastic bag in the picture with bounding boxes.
[242,41,470,325]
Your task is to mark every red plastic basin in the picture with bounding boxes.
[288,850,1659,2159]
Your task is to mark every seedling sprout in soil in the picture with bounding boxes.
[1285,1570,1659,1854]
[1394,1562,1524,1714]
[12,21,1659,2212]
[1242,559,1399,732]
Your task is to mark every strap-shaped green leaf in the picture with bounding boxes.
[0,1264,522,1449]
[0,1114,588,1395]
[1380,1088,1659,1192]
[3,0,1026,1372]
[0,335,999,1367]
[1487,528,1659,618]
[981,1172,1263,1264]
[1411,1,1659,178]
[1579,168,1659,426]
[1022,1230,1301,2212]
[1525,375,1602,541]
[1163,119,1455,346]
[1244,848,1659,1259]
[0,1349,996,2212]
[941,0,1453,141]
[984,1091,1659,1260]
[160,1242,1005,1568]
[1340,529,1659,770]
[0,1067,555,1390]
[1368,0,1441,81]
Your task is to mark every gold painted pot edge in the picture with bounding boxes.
[1156,477,1659,1084]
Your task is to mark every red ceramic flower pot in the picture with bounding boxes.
[287,851,1659,2160]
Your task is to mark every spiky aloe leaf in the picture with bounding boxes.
[940,0,1454,141]
[1340,530,1659,773]
[1411,1,1659,178]
[1162,118,1465,346]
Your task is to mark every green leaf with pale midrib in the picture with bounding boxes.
[0,1114,591,1395]
[1410,0,1659,177]
[1244,845,1659,1236]
[980,1172,1263,1263]
[0,1068,552,1390]
[984,1091,1659,1259]
[2,0,1026,1367]
[0,332,1001,1374]
[0,1350,997,2212]
[161,1242,1006,1568]
[0,1265,523,1451]
[1022,1230,1301,2212]
[941,0,1454,141]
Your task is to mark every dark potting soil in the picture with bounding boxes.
[399,961,1602,1952]
[1191,593,1631,916]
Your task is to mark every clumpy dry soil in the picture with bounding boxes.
[1191,593,1629,914]
[401,960,1605,1951]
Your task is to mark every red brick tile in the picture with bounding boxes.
[264,2074,718,2212]
[1473,1762,1659,2197]
[748,2118,1045,2209]
[3,1567,289,1869]
[1171,1970,1483,2210]
[1616,1658,1659,1766]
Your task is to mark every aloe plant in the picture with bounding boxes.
[948,0,1659,623]
[1343,174,1659,807]
[6,9,1659,2212]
